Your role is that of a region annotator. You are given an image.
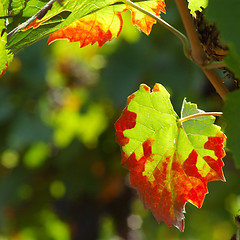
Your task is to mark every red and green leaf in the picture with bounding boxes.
[16,0,165,47]
[7,0,165,54]
[115,83,226,231]
[47,0,165,47]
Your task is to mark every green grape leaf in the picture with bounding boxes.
[11,0,26,15]
[6,0,165,54]
[187,0,208,16]
[115,83,226,231]
[206,0,240,78]
[0,34,13,77]
[223,90,240,168]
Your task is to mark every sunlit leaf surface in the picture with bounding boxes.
[115,83,226,231]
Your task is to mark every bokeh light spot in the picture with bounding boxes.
[127,214,143,230]
[1,150,19,168]
[50,180,66,199]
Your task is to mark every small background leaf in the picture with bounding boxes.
[206,0,240,78]
[223,90,240,168]
[187,0,208,16]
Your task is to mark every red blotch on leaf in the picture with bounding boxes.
[123,138,186,231]
[142,84,150,92]
[126,0,166,35]
[183,150,207,208]
[47,12,123,47]
[116,132,226,231]
[152,83,161,92]
[0,61,8,78]
[47,1,166,47]
[151,0,166,14]
[115,94,137,147]
[203,132,226,181]
[124,139,155,208]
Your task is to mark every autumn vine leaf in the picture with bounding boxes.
[47,0,166,47]
[115,83,226,231]
[0,0,165,76]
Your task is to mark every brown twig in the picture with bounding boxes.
[175,0,229,100]
[201,68,228,100]
[7,0,60,43]
[204,61,226,69]
[175,0,206,65]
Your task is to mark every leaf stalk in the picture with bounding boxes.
[174,0,207,65]
[179,112,222,124]
[0,15,16,19]
[234,211,240,240]
[121,0,191,59]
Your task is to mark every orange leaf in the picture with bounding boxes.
[47,0,165,47]
[126,0,166,35]
[48,7,124,47]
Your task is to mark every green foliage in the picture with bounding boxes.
[11,0,26,15]
[0,0,240,239]
[206,0,240,78]
[7,0,119,54]
[223,90,240,168]
[205,0,240,169]
[187,0,208,16]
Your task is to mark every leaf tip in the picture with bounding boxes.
[140,84,150,92]
[127,93,136,104]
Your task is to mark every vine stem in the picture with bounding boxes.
[174,0,229,100]
[0,15,16,19]
[201,67,228,101]
[205,61,226,70]
[7,0,59,43]
[121,0,191,59]
[179,112,222,124]
[234,212,240,240]
[174,0,206,65]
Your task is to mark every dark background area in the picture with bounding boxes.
[0,1,239,239]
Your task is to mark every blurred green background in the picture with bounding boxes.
[0,1,240,239]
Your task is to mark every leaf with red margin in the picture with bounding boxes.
[0,1,13,77]
[47,0,166,47]
[7,0,165,54]
[0,31,13,78]
[115,83,226,231]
